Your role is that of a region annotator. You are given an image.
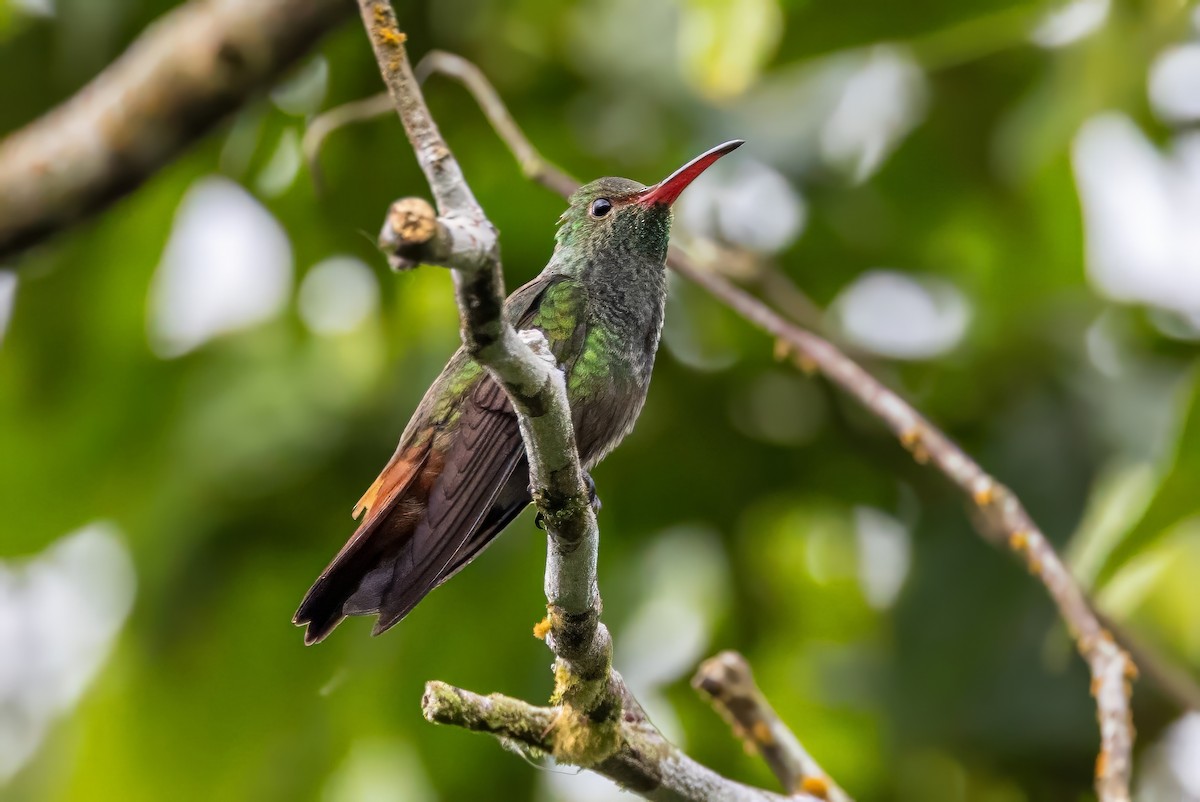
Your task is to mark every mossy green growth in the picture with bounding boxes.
[547,650,622,766]
[549,704,622,767]
[533,488,591,533]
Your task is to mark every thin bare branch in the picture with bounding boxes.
[416,51,1137,802]
[302,92,395,192]
[0,0,352,261]
[694,652,853,802]
[414,50,580,198]
[673,253,1137,802]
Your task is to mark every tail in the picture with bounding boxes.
[294,486,528,644]
[294,443,431,644]
[295,451,531,644]
[296,374,532,644]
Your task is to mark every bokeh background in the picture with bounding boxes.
[2,0,1200,799]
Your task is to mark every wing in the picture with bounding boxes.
[296,271,584,642]
[370,272,590,632]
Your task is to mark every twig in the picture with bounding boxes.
[415,52,1137,802]
[414,51,581,198]
[302,92,395,193]
[0,0,352,261]
[674,254,1136,802]
[422,676,802,802]
[361,7,807,798]
[693,652,853,802]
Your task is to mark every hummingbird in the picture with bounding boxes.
[295,140,743,644]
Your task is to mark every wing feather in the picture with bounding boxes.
[297,272,586,642]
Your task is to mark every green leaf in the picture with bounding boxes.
[1091,366,1200,589]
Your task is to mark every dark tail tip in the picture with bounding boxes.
[294,591,344,646]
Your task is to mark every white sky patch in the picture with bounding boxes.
[148,177,293,357]
[1149,44,1200,124]
[831,270,971,360]
[1072,115,1200,316]
[298,257,379,336]
[819,46,928,184]
[0,271,17,346]
[853,506,911,610]
[1030,0,1110,48]
[676,158,805,254]
[322,738,437,802]
[0,523,135,782]
[255,128,303,198]
[1137,712,1200,801]
[270,56,329,117]
[11,0,55,17]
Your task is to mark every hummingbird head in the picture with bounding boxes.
[554,140,744,267]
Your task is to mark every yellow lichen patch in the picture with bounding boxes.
[1090,676,1103,697]
[379,27,406,46]
[899,428,930,464]
[1124,656,1139,681]
[533,616,552,640]
[1008,530,1029,552]
[773,339,792,362]
[549,707,621,767]
[750,720,774,746]
[799,775,830,799]
[1027,558,1043,577]
[793,352,819,376]
[551,662,571,705]
[1095,749,1109,778]
[973,482,995,506]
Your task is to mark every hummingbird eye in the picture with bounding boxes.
[590,198,612,218]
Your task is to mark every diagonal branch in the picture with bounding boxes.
[694,652,854,802]
[414,51,1136,802]
[0,0,353,261]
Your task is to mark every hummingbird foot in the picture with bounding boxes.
[533,472,601,529]
[583,471,602,513]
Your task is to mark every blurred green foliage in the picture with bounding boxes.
[2,0,1199,800]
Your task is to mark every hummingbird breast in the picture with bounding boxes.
[566,258,669,468]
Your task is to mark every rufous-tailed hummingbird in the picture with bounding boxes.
[295,140,743,644]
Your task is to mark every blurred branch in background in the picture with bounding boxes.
[357,3,829,799]
[403,48,1138,802]
[301,92,394,195]
[0,0,352,262]
[694,651,854,802]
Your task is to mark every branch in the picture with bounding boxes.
[675,256,1137,802]
[0,0,352,261]
[422,678,800,802]
[413,53,1137,802]
[356,3,608,713]
[302,91,395,193]
[360,7,801,799]
[694,652,853,802]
